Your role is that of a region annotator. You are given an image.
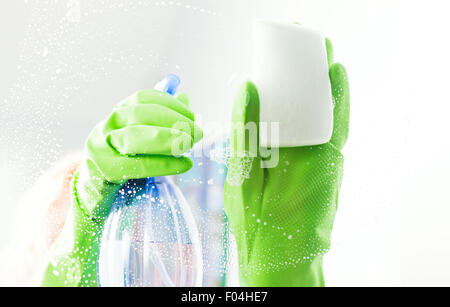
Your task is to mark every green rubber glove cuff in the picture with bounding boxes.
[240,257,325,287]
[41,172,103,287]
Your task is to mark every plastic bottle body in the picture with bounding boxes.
[98,177,203,287]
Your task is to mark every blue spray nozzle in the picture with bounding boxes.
[146,74,181,186]
[154,74,181,96]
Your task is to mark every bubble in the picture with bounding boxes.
[210,145,254,187]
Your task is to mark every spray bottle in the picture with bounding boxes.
[97,75,203,287]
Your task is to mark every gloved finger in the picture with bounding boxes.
[98,154,194,183]
[105,104,203,143]
[116,89,194,121]
[106,126,193,156]
[329,63,350,150]
[325,38,334,68]
[176,93,191,107]
[230,81,260,158]
[225,81,264,221]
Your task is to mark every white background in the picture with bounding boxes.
[0,0,449,286]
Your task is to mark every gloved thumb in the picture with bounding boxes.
[329,63,350,151]
[230,81,260,159]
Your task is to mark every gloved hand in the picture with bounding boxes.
[224,39,350,287]
[42,90,203,287]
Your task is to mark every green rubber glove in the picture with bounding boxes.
[224,39,350,287]
[41,90,203,287]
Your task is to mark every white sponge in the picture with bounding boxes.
[253,21,333,148]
